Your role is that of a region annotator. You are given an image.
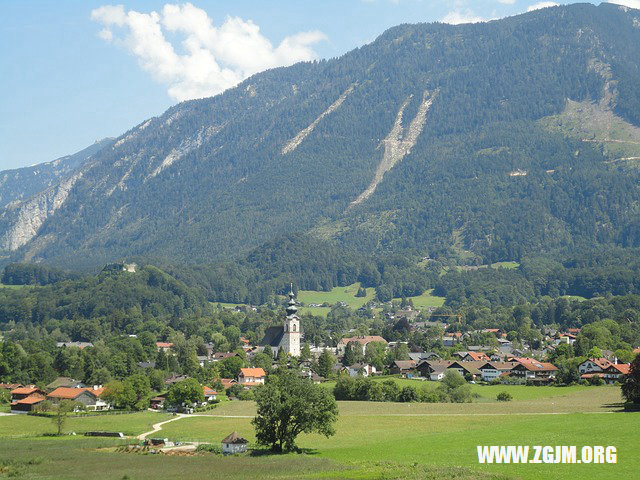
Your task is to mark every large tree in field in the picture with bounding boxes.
[252,369,338,452]
[622,354,640,405]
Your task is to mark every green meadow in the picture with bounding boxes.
[0,386,635,479]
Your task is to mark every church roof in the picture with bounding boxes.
[260,326,284,347]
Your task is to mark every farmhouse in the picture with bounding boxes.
[11,394,46,414]
[259,287,301,357]
[10,386,46,402]
[509,359,558,382]
[337,335,387,355]
[579,358,630,384]
[221,432,248,454]
[416,360,452,380]
[238,368,266,386]
[47,387,110,411]
[390,360,417,375]
[478,361,519,382]
[446,361,483,379]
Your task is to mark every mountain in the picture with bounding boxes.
[0,138,114,209]
[2,3,640,270]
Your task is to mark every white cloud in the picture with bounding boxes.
[91,3,327,101]
[497,0,516,4]
[527,2,559,12]
[608,0,640,9]
[441,10,487,24]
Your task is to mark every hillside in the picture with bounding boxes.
[0,138,113,209]
[2,3,640,269]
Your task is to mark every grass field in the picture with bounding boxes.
[0,386,634,479]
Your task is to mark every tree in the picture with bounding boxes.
[167,378,204,407]
[124,374,151,411]
[622,354,640,405]
[219,356,244,379]
[252,369,338,452]
[300,342,312,362]
[316,349,336,378]
[343,342,361,366]
[438,370,472,403]
[53,399,79,435]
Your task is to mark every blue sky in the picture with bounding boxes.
[0,1,634,170]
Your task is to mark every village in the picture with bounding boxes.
[3,291,634,419]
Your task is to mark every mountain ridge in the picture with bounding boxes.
[2,2,640,269]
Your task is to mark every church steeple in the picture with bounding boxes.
[286,283,298,317]
[281,282,301,356]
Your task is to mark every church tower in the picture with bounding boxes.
[281,284,301,356]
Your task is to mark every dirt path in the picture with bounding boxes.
[137,414,187,440]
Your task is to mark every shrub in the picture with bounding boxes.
[196,444,223,454]
[496,391,513,402]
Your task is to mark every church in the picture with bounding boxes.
[260,286,301,357]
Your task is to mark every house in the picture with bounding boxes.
[156,342,174,352]
[220,378,237,390]
[579,358,630,384]
[259,288,301,357]
[150,394,167,409]
[344,363,377,377]
[11,394,46,414]
[10,386,46,403]
[203,386,218,402]
[578,358,613,375]
[408,352,441,363]
[456,351,490,362]
[446,361,483,379]
[47,387,110,411]
[510,359,558,382]
[416,360,452,381]
[478,362,519,382]
[221,432,248,454]
[238,368,266,386]
[336,335,388,355]
[389,360,417,375]
[46,377,85,390]
[211,352,238,362]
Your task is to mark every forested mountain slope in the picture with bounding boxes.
[2,3,640,269]
[0,138,113,209]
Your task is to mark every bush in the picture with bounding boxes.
[496,391,513,402]
[196,444,223,454]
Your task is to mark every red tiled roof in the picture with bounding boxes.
[156,342,174,348]
[48,387,97,400]
[220,378,236,389]
[465,352,490,361]
[609,364,631,375]
[10,386,40,395]
[515,359,558,371]
[239,368,265,378]
[15,394,46,405]
[203,386,218,396]
[588,358,614,370]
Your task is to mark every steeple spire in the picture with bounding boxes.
[286,283,298,316]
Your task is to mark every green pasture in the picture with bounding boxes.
[0,386,633,479]
[0,411,170,438]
